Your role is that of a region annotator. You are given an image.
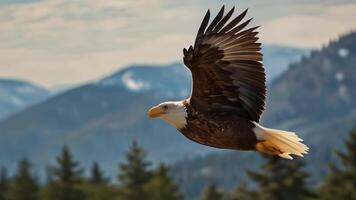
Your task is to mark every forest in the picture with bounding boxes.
[0,127,355,200]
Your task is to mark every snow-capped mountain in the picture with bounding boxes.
[263,31,356,128]
[0,44,309,175]
[97,63,191,97]
[0,79,50,119]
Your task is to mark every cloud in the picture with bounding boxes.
[260,3,356,48]
[0,0,200,87]
[0,0,355,87]
[0,0,139,53]
[0,33,191,87]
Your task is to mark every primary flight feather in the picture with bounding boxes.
[148,6,309,159]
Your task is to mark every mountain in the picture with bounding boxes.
[263,33,356,127]
[262,44,310,81]
[0,44,307,174]
[169,31,356,198]
[0,79,50,120]
[0,63,212,176]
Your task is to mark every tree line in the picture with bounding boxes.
[0,128,356,200]
[0,141,182,200]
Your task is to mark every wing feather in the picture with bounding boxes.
[183,6,266,121]
[205,6,225,34]
[220,9,248,33]
[213,7,235,32]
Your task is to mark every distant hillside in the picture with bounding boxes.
[262,44,310,80]
[0,79,50,119]
[0,44,306,174]
[0,63,204,174]
[263,32,356,127]
[169,31,356,199]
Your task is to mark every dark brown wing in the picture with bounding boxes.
[183,6,266,122]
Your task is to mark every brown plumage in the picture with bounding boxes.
[148,6,309,159]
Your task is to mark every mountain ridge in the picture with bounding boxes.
[0,45,310,176]
[0,78,50,120]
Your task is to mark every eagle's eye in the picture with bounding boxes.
[162,105,169,110]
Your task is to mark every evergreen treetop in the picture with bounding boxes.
[118,140,152,200]
[40,145,86,200]
[144,164,183,200]
[53,145,83,184]
[90,161,108,184]
[7,158,39,200]
[247,155,315,200]
[319,128,356,199]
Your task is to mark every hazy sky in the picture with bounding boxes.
[0,0,355,88]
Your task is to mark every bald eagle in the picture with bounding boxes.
[148,6,309,159]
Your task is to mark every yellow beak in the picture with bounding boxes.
[148,106,164,118]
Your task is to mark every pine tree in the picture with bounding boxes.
[118,140,152,200]
[90,162,108,184]
[53,145,83,184]
[41,145,86,200]
[319,128,356,199]
[144,164,183,200]
[0,167,9,200]
[247,156,315,200]
[7,158,39,200]
[200,183,223,200]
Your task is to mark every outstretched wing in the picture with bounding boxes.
[183,6,266,122]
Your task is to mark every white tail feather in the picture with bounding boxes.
[253,123,309,159]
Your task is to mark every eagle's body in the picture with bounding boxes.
[148,6,309,159]
[181,100,258,151]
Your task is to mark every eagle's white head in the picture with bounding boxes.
[148,101,188,129]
